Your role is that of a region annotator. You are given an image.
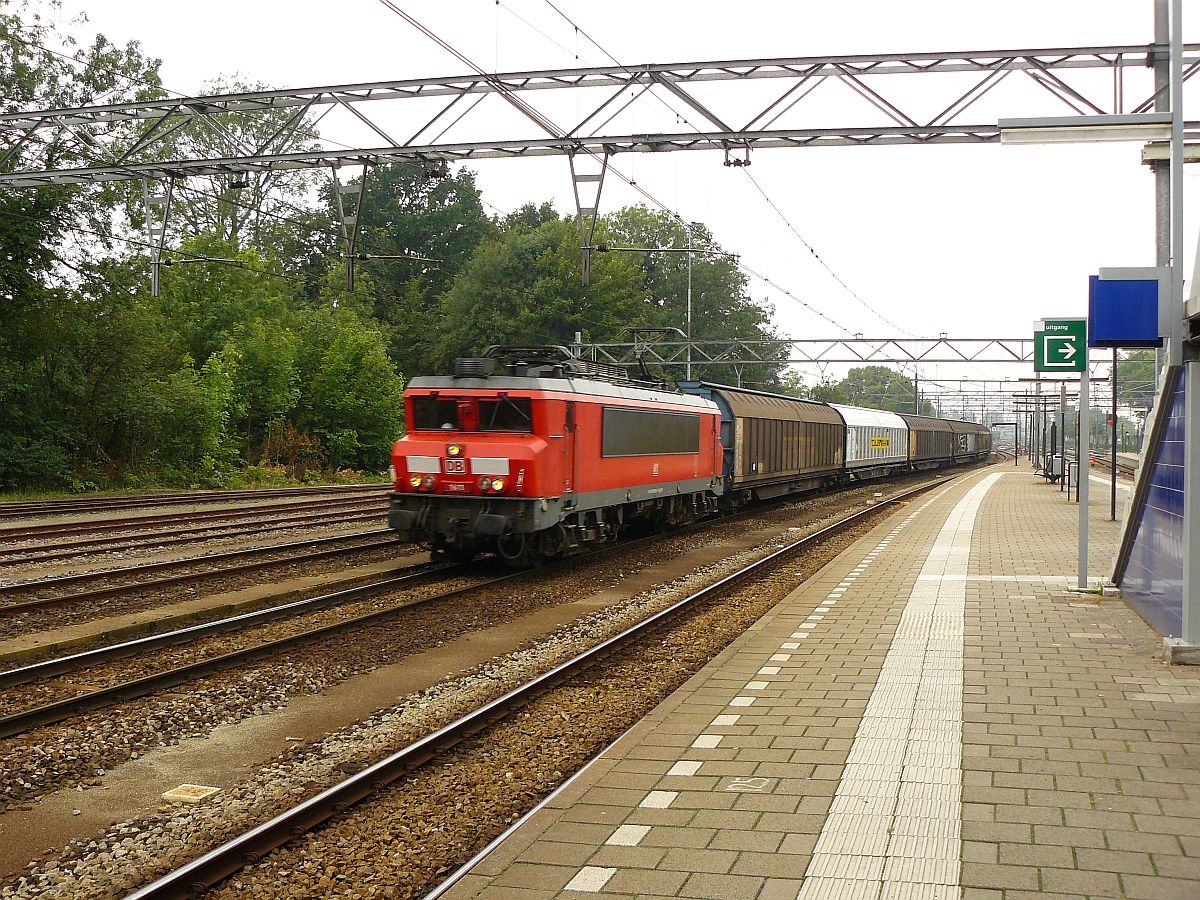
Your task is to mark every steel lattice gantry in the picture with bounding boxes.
[2,44,1200,187]
[578,336,1036,367]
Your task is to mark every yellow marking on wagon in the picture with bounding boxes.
[870,436,892,449]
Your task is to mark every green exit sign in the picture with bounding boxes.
[1034,318,1087,372]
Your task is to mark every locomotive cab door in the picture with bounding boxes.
[562,401,576,497]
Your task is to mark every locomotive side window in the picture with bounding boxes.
[478,397,533,432]
[601,407,700,456]
[412,397,460,431]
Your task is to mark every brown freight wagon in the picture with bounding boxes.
[680,383,844,500]
[898,413,955,469]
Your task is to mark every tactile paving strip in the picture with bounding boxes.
[796,472,1003,899]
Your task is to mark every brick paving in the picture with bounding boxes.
[443,465,1200,899]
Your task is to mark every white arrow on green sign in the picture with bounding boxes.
[1033,318,1087,372]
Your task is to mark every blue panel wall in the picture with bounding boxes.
[1088,276,1162,348]
[1122,375,1185,636]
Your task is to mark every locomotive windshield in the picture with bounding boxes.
[478,397,532,432]
[410,395,533,433]
[411,397,460,431]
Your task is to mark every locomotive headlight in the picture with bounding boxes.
[490,477,506,492]
[408,475,423,489]
[447,443,464,457]
[477,475,492,492]
[421,474,437,490]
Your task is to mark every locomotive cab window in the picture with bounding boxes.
[411,397,460,431]
[478,397,533,432]
[411,395,533,433]
[601,407,700,456]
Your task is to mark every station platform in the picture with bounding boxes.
[444,464,1200,899]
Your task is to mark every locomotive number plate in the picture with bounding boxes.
[444,458,467,474]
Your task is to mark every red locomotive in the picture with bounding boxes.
[388,348,724,564]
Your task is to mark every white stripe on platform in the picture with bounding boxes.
[1088,474,1130,493]
[797,472,1004,900]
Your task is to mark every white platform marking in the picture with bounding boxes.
[606,824,651,846]
[667,760,703,776]
[797,472,1003,899]
[640,790,678,808]
[565,866,616,891]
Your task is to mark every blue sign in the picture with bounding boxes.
[1088,276,1162,348]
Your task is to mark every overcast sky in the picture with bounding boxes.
[54,1,1200,396]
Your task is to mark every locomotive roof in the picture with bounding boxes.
[406,375,719,411]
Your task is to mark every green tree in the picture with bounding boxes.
[156,233,290,365]
[225,320,300,460]
[603,206,784,387]
[432,215,646,369]
[834,366,936,415]
[124,349,243,483]
[334,162,493,377]
[1114,349,1158,412]
[0,1,163,488]
[777,370,846,404]
[294,309,406,471]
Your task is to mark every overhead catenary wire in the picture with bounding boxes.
[531,1,861,338]
[19,6,855,341]
[739,168,925,338]
[536,0,921,341]
[377,0,856,338]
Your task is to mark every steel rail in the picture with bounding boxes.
[0,493,386,541]
[125,477,948,900]
[0,503,386,564]
[0,530,399,613]
[0,483,387,518]
[0,565,522,739]
[0,562,451,692]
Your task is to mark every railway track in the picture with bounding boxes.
[0,492,386,545]
[0,482,388,520]
[119,479,944,899]
[0,501,387,565]
[1089,451,1137,477]
[0,529,402,619]
[0,473,950,745]
[0,561,462,738]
